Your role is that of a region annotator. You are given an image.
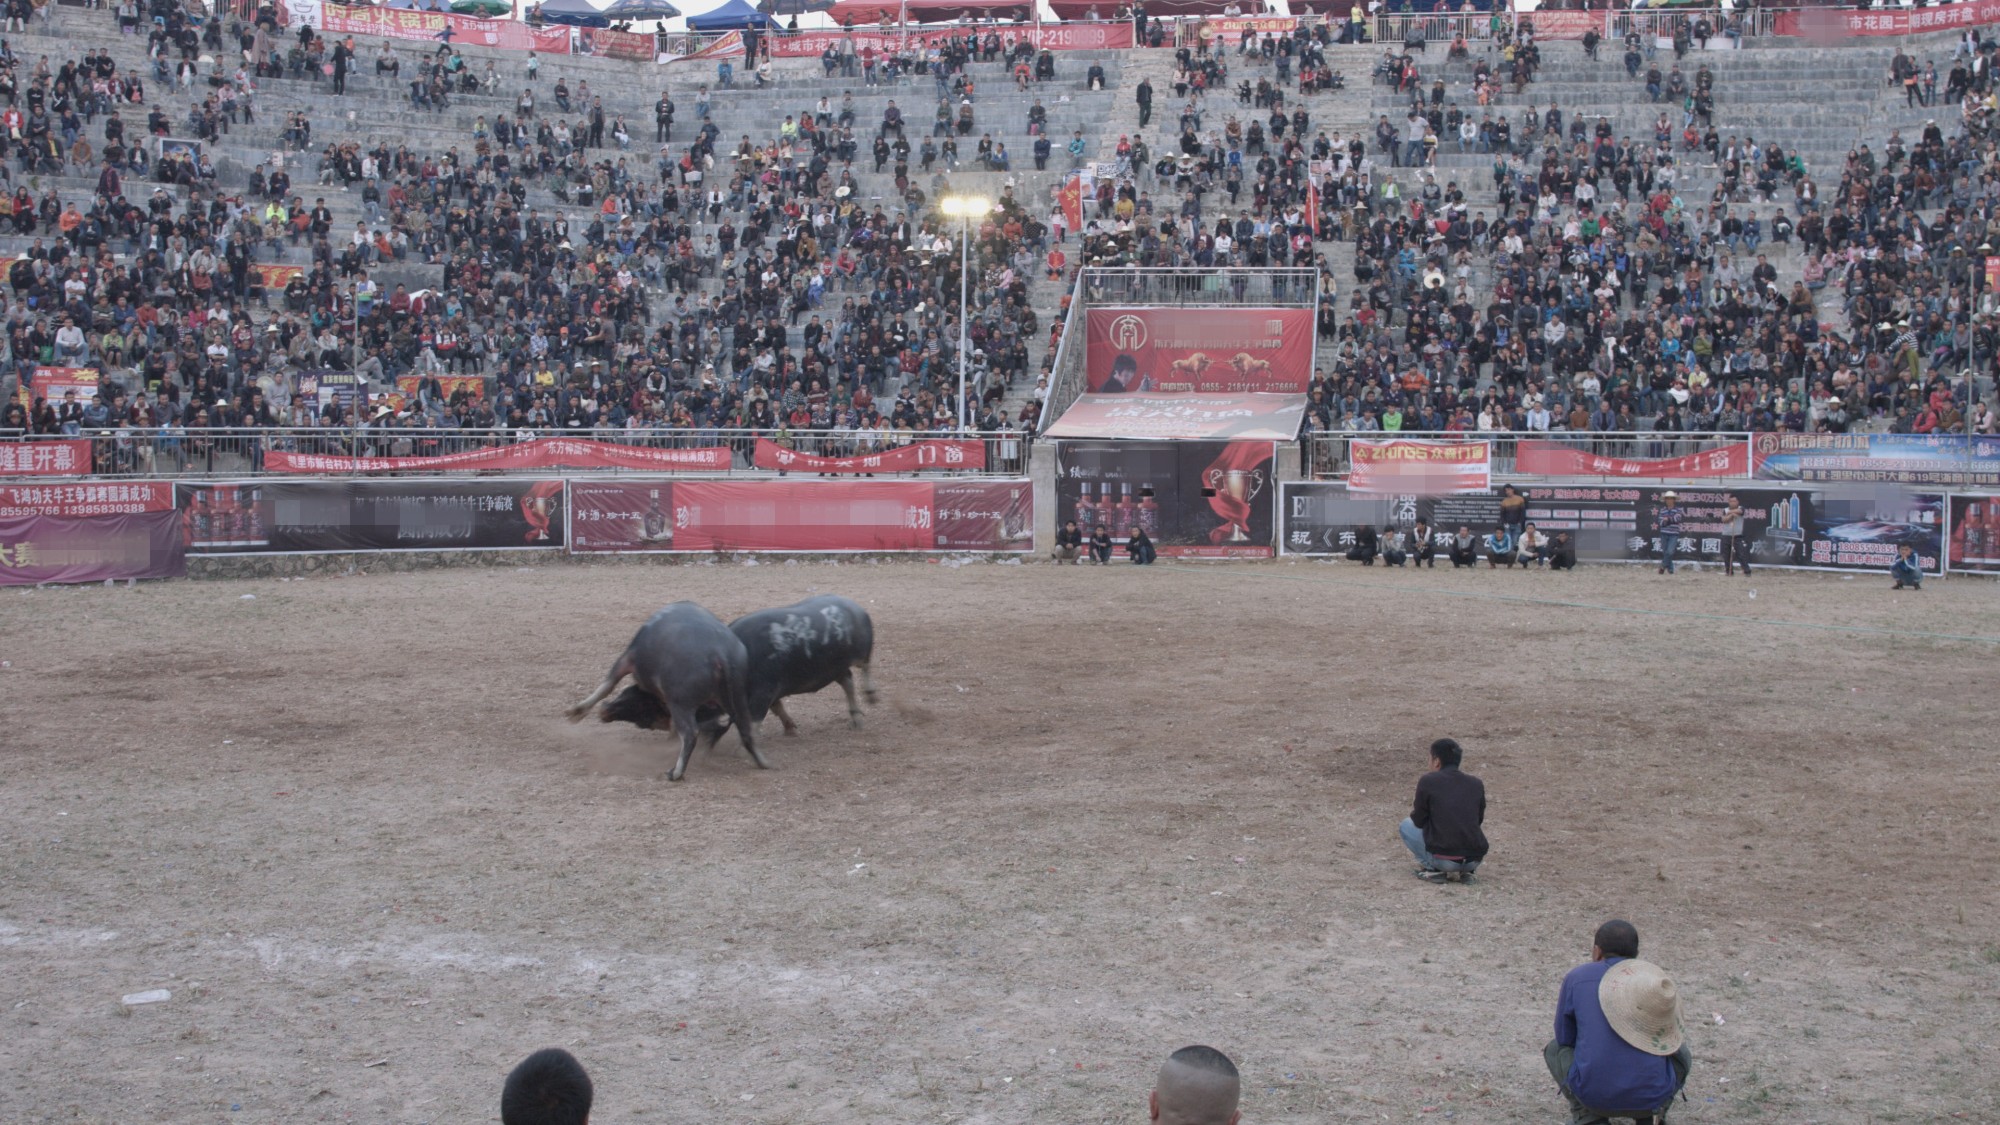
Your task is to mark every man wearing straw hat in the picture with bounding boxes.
[1545,919,1692,1124]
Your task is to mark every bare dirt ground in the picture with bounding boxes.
[2,558,1998,1125]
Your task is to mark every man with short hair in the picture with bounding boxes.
[1545,920,1691,1125]
[1399,737,1487,882]
[1655,490,1685,574]
[501,1048,592,1125]
[1150,1044,1241,1125]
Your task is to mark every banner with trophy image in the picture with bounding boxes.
[175,479,566,555]
[1054,441,1275,557]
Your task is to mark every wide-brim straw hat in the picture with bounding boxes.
[1599,959,1686,1056]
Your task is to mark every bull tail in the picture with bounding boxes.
[565,651,634,723]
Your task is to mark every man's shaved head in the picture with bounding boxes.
[1149,1045,1242,1125]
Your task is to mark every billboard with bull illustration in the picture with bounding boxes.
[1083,308,1313,394]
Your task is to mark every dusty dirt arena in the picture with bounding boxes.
[2,558,1998,1125]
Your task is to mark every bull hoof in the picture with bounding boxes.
[782,726,799,737]
[863,690,881,705]
[667,770,686,782]
[848,715,863,729]
[563,705,590,723]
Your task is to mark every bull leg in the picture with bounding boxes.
[728,680,771,770]
[565,655,632,722]
[666,702,701,782]
[836,673,863,728]
[770,698,800,736]
[859,660,879,705]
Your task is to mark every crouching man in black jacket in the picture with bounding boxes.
[1399,737,1489,883]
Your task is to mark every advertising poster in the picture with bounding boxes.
[1279,483,1944,575]
[176,480,566,555]
[264,437,731,474]
[932,480,1034,551]
[1043,393,1308,441]
[1083,308,1313,394]
[568,480,1035,554]
[1751,433,2000,487]
[1055,440,1275,557]
[0,511,185,586]
[1949,494,2000,574]
[750,438,985,474]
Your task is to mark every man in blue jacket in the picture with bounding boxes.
[1546,919,1692,1124]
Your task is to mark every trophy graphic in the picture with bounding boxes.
[522,492,559,541]
[1204,465,1268,543]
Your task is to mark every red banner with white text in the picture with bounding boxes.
[1515,440,1749,479]
[0,439,93,477]
[264,437,731,474]
[1773,0,2000,38]
[320,4,573,53]
[769,22,1132,58]
[752,437,985,475]
[0,480,176,518]
[1520,9,1603,40]
[1348,439,1492,495]
[1085,307,1313,394]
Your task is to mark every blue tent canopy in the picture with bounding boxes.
[537,0,611,27]
[685,0,776,30]
[603,0,681,17]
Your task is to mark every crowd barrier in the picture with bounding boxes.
[1279,480,2000,578]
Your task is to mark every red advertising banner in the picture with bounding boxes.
[0,440,93,477]
[1774,0,2000,38]
[932,480,1034,551]
[253,263,304,290]
[568,479,1034,553]
[1520,9,1603,40]
[1348,439,1491,495]
[0,510,186,586]
[1197,15,1297,41]
[769,22,1131,58]
[320,4,572,53]
[1515,439,1749,479]
[264,437,732,474]
[1045,392,1307,440]
[667,480,934,552]
[578,27,658,61]
[1085,307,1313,394]
[751,437,986,474]
[0,480,175,518]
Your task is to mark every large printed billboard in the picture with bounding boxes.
[1055,440,1275,557]
[1084,308,1313,394]
[1751,433,2000,487]
[1279,482,1945,576]
[567,479,1034,553]
[176,480,566,555]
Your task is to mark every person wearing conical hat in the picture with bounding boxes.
[1545,919,1692,1125]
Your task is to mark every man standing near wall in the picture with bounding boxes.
[1655,491,1685,575]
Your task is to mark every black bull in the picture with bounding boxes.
[568,596,877,778]
[564,601,767,782]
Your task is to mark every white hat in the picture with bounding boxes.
[1598,960,1686,1056]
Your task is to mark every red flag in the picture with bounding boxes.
[1305,177,1320,238]
[1060,172,1083,232]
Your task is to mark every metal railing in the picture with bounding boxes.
[1302,430,1752,480]
[1079,267,1320,309]
[0,426,1033,479]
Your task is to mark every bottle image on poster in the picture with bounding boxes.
[1054,441,1274,556]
